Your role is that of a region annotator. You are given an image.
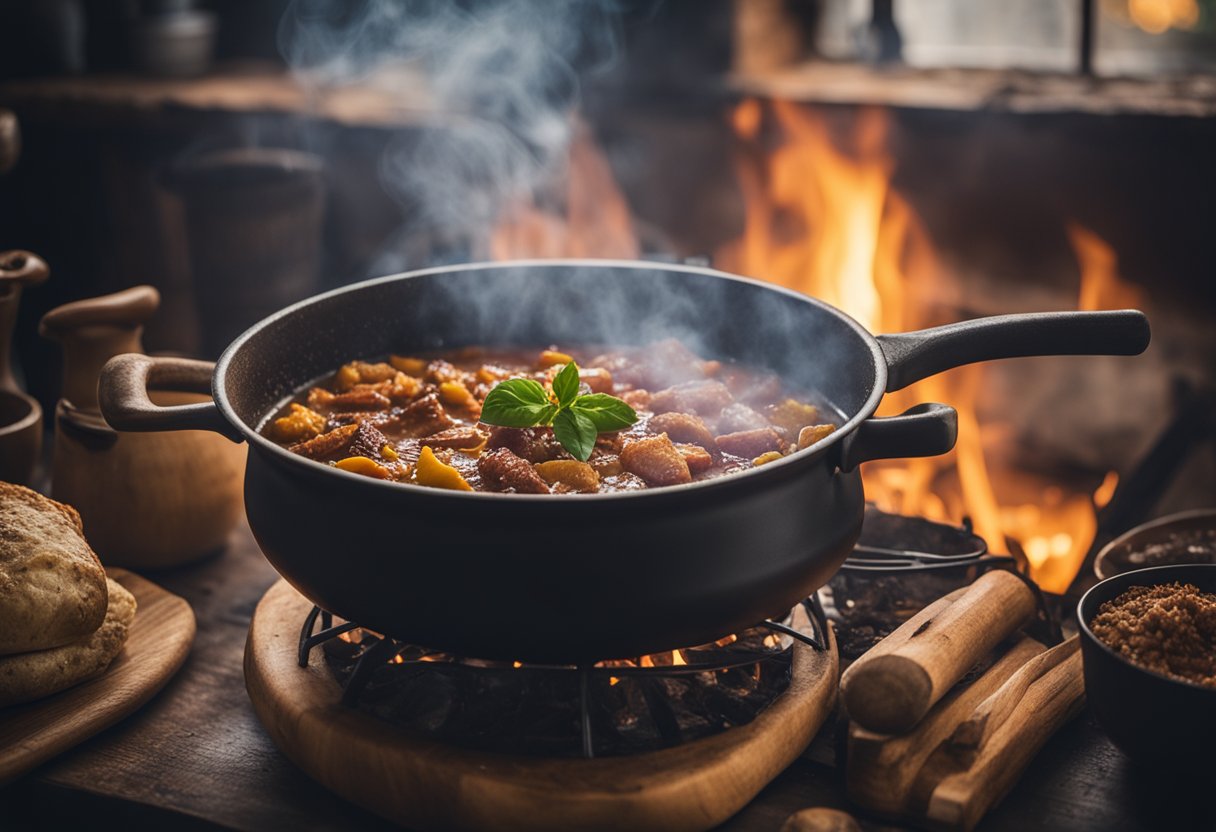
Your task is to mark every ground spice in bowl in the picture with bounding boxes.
[1090,582,1216,688]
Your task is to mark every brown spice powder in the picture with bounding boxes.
[1090,582,1216,688]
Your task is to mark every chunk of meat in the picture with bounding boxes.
[593,431,625,454]
[425,359,465,385]
[485,426,565,463]
[715,428,785,458]
[423,426,488,450]
[368,372,424,402]
[325,409,397,430]
[535,460,600,493]
[649,380,734,417]
[647,412,716,450]
[477,448,550,494]
[397,393,455,437]
[347,421,391,461]
[289,423,359,459]
[620,434,692,487]
[621,389,651,410]
[588,451,623,477]
[270,403,326,442]
[308,387,391,412]
[579,367,614,394]
[675,443,714,474]
[602,471,648,491]
[714,402,770,434]
[334,361,398,391]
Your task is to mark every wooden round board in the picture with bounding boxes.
[246,578,840,832]
[0,567,195,785]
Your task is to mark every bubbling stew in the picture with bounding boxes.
[262,339,838,494]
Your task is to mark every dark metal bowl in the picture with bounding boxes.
[1094,509,1216,580]
[1077,563,1216,763]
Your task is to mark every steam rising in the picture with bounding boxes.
[279,0,622,266]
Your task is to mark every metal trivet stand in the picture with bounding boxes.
[297,597,830,759]
[825,506,1062,660]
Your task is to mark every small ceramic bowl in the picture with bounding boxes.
[1077,563,1216,763]
[0,388,41,485]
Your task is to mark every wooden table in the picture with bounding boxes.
[1,520,1211,831]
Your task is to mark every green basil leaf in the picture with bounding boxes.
[551,360,580,408]
[572,393,637,432]
[480,378,555,428]
[552,408,598,461]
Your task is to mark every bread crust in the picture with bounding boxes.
[0,577,135,707]
[0,483,108,655]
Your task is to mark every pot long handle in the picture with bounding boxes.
[840,403,958,472]
[98,353,244,442]
[876,309,1150,393]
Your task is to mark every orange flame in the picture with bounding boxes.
[720,99,1128,591]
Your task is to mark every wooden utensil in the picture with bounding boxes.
[841,569,1038,733]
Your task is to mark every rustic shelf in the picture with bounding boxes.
[0,61,445,129]
[730,61,1216,117]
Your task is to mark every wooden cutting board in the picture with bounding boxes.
[246,578,840,832]
[0,568,195,785]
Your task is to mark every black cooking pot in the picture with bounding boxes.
[98,261,1149,662]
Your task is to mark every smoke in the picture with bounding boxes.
[278,0,624,270]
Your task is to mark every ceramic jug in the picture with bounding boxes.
[40,284,245,567]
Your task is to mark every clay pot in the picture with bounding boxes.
[40,285,244,568]
[164,148,324,358]
[0,250,49,485]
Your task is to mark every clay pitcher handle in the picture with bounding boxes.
[99,354,244,442]
[0,250,50,394]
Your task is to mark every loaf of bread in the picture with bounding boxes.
[0,577,135,707]
[0,483,108,655]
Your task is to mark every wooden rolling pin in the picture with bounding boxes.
[841,569,1038,734]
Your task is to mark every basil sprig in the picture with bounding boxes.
[480,361,637,461]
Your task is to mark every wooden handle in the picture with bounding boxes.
[39,286,159,411]
[0,250,49,289]
[98,353,243,441]
[841,570,1038,734]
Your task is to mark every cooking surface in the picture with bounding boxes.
[1,519,1210,832]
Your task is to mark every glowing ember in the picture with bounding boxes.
[720,99,1131,592]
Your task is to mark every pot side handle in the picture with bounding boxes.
[839,403,958,472]
[99,354,244,442]
[876,309,1150,393]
